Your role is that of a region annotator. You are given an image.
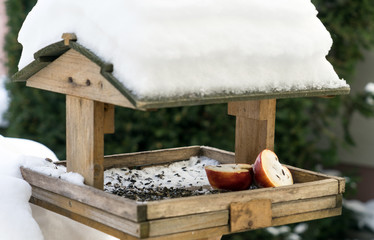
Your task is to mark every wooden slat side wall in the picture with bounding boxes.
[30,197,144,240]
[26,49,135,108]
[200,146,235,164]
[146,179,339,220]
[272,195,338,218]
[31,186,145,237]
[103,146,201,169]
[21,167,146,222]
[145,226,229,240]
[272,207,342,227]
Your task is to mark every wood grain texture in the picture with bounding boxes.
[148,211,228,237]
[21,167,146,222]
[272,207,342,226]
[228,100,276,164]
[272,195,338,218]
[103,146,201,169]
[26,49,135,108]
[30,197,146,239]
[104,103,115,134]
[66,96,104,189]
[146,179,339,220]
[31,186,145,237]
[230,199,272,232]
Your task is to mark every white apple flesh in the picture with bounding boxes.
[253,149,293,188]
[205,164,252,191]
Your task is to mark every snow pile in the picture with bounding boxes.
[18,0,347,99]
[365,82,374,105]
[0,75,9,127]
[344,199,374,232]
[365,82,374,95]
[0,135,58,240]
[266,223,308,240]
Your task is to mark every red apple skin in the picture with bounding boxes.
[253,150,276,188]
[205,167,252,191]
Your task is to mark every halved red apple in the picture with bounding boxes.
[205,164,252,191]
[253,149,293,188]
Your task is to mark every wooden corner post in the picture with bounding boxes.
[66,95,106,189]
[228,99,276,164]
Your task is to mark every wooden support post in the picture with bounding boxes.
[228,99,276,164]
[66,95,105,189]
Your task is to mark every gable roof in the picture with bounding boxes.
[13,38,350,110]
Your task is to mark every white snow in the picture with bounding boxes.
[344,199,374,232]
[18,0,347,99]
[365,82,374,95]
[0,75,9,127]
[105,156,218,191]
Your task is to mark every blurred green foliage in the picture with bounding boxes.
[4,0,374,239]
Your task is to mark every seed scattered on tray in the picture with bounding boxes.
[104,156,227,201]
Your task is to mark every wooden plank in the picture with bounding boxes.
[200,146,235,164]
[272,207,342,226]
[30,197,143,240]
[146,178,339,220]
[134,87,350,111]
[272,195,337,218]
[26,49,135,108]
[31,186,146,237]
[230,199,272,232]
[103,146,202,169]
[66,96,104,189]
[228,99,276,164]
[148,211,228,237]
[21,167,146,222]
[104,103,115,134]
[145,226,229,240]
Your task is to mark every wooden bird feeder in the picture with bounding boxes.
[13,33,350,240]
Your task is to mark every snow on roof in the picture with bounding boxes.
[18,0,348,99]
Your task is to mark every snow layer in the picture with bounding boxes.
[18,0,347,99]
[365,82,374,94]
[0,75,9,127]
[344,199,374,232]
[105,156,218,192]
[0,135,59,240]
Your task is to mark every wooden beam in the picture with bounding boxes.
[104,103,115,134]
[66,95,104,189]
[228,99,276,164]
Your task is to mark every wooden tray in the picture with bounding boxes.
[21,146,344,240]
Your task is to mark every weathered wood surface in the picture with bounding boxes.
[66,96,104,189]
[31,186,145,237]
[148,211,228,237]
[146,178,339,220]
[26,49,135,108]
[104,103,115,134]
[21,145,344,239]
[228,99,276,164]
[103,146,201,169]
[230,199,272,232]
[30,197,145,240]
[21,167,147,222]
[272,207,342,227]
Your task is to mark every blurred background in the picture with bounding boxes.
[1,0,374,239]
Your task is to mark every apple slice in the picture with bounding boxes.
[205,164,252,191]
[253,149,293,188]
